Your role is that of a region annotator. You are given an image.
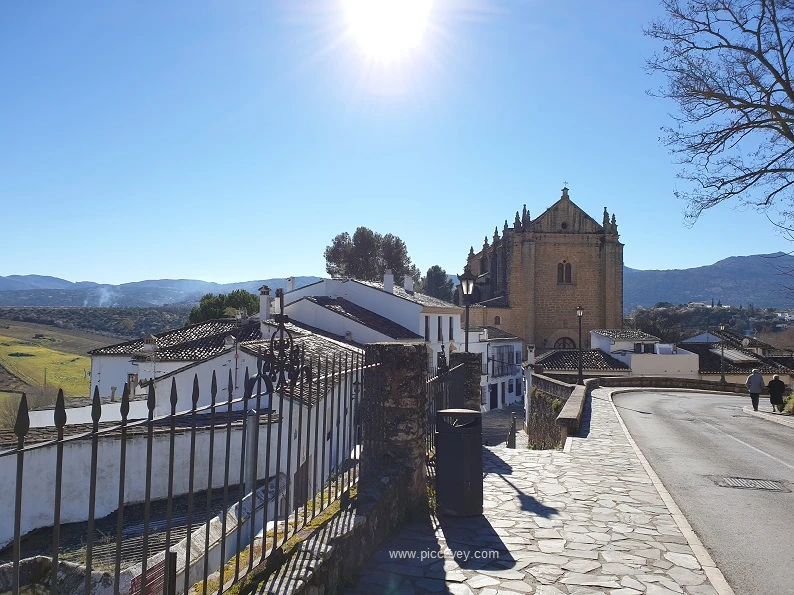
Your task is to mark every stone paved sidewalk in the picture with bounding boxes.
[344,388,723,595]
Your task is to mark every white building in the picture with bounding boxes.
[591,329,699,378]
[283,271,463,371]
[464,326,524,411]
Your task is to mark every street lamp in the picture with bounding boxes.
[719,324,726,383]
[576,306,584,385]
[458,266,476,352]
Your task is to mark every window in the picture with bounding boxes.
[508,380,514,393]
[555,337,576,349]
[425,317,430,341]
[449,317,454,341]
[494,315,501,325]
[437,316,443,342]
[516,379,522,397]
[557,262,572,284]
[634,343,642,353]
[492,345,514,377]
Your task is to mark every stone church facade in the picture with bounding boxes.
[463,187,623,351]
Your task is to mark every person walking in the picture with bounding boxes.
[767,374,787,413]
[745,369,765,412]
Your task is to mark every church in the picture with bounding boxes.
[462,187,623,352]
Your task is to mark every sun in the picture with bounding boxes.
[342,0,432,63]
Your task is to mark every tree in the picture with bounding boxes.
[188,290,258,324]
[324,227,420,283]
[420,265,455,301]
[646,1,794,224]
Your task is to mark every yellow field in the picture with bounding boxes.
[0,335,90,397]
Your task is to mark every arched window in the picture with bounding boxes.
[494,316,501,325]
[555,337,576,349]
[557,262,572,284]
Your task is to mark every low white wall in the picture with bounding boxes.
[0,387,356,550]
[629,353,700,378]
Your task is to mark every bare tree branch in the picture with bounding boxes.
[647,0,794,223]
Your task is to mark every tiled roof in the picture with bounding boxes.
[89,319,261,359]
[535,349,630,371]
[0,408,279,450]
[677,343,794,375]
[683,328,774,351]
[471,326,520,341]
[593,329,660,342]
[353,280,460,309]
[137,321,262,362]
[301,296,422,340]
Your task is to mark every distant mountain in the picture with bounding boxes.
[0,276,323,307]
[2,254,793,311]
[623,252,794,312]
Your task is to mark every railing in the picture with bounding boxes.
[484,360,521,378]
[0,342,384,594]
[425,362,465,456]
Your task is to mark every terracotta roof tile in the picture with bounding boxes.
[353,280,460,309]
[89,319,261,360]
[593,329,660,341]
[535,349,630,371]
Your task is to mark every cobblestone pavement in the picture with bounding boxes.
[344,388,723,594]
[481,403,525,447]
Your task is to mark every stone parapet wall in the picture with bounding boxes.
[450,351,483,410]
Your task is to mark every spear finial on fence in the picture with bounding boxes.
[170,378,178,414]
[192,374,200,408]
[211,370,218,405]
[54,389,67,434]
[147,382,156,418]
[121,382,130,421]
[14,393,29,445]
[91,385,101,430]
[228,368,234,403]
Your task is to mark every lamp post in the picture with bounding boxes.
[719,324,726,383]
[577,306,584,385]
[458,266,476,353]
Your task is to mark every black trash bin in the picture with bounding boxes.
[435,408,483,516]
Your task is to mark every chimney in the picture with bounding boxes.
[383,269,394,293]
[287,277,296,292]
[404,276,414,294]
[259,285,271,336]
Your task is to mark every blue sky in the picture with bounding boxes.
[1,0,790,285]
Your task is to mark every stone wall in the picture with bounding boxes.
[450,351,482,410]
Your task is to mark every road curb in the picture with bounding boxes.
[742,406,794,428]
[607,390,736,595]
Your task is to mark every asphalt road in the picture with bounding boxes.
[612,391,794,595]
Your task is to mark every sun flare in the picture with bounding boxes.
[342,0,432,62]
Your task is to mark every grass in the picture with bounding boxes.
[194,483,358,595]
[0,334,90,397]
[0,318,111,355]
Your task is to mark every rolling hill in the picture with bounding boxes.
[1,253,793,312]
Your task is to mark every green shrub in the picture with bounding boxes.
[551,398,562,413]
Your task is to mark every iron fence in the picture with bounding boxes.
[0,333,383,594]
[425,357,465,456]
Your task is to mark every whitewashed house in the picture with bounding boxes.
[283,271,463,371]
[591,329,699,378]
[465,326,524,411]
